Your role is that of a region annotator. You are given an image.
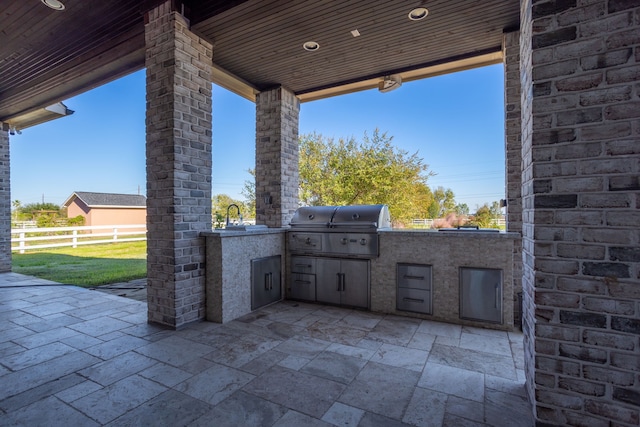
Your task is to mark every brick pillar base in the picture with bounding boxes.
[0,125,10,272]
[504,31,523,330]
[255,87,300,227]
[521,0,640,425]
[145,1,213,328]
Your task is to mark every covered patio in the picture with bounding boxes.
[1,1,638,425]
[0,273,531,426]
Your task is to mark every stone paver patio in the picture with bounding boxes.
[0,272,533,426]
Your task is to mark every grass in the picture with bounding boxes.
[12,241,147,288]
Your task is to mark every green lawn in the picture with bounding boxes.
[12,241,147,287]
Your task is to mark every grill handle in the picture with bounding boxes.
[403,275,425,281]
[328,222,378,228]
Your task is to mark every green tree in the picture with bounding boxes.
[12,200,21,222]
[426,186,456,218]
[241,168,256,220]
[470,201,502,228]
[18,202,63,223]
[299,129,434,226]
[455,203,470,216]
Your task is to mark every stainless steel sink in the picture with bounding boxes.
[223,225,268,231]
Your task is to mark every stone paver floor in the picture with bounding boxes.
[0,272,533,426]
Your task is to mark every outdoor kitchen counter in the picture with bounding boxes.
[202,228,287,323]
[372,229,520,330]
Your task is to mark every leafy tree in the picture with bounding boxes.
[299,129,434,225]
[455,203,470,216]
[18,202,63,223]
[241,168,256,219]
[426,186,456,218]
[12,200,21,222]
[469,201,502,228]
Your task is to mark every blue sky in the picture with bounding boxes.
[10,64,504,211]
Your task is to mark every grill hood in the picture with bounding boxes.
[290,204,391,231]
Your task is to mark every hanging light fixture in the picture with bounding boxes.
[378,75,402,93]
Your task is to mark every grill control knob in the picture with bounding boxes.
[340,238,348,245]
[360,238,367,245]
[305,237,312,245]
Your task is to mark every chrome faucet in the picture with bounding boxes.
[226,204,242,226]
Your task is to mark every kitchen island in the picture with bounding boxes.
[203,227,519,330]
[203,228,285,323]
[372,229,520,330]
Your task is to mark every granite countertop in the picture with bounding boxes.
[201,227,288,237]
[380,228,520,238]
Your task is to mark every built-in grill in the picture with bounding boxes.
[288,204,391,259]
[287,204,391,309]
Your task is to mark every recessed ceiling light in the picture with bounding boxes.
[41,0,65,10]
[303,41,320,52]
[408,7,428,21]
[350,29,361,37]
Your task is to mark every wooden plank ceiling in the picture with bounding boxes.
[0,0,519,126]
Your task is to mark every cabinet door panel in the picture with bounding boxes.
[316,258,341,305]
[251,256,281,310]
[341,259,369,308]
[460,268,502,324]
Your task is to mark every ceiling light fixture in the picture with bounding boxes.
[408,7,428,21]
[303,41,320,52]
[41,0,65,10]
[350,29,361,37]
[378,75,402,93]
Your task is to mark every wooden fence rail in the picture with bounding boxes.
[11,224,147,253]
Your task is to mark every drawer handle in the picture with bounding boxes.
[403,297,424,303]
[295,264,312,268]
[403,275,425,280]
[294,280,311,285]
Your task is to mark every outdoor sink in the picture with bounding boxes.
[223,224,268,231]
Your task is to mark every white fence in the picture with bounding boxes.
[11,224,147,253]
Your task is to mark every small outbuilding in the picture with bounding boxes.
[63,191,146,227]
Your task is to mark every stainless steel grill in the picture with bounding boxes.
[288,204,390,309]
[288,204,390,259]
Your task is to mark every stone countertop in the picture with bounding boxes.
[380,228,520,238]
[201,227,288,237]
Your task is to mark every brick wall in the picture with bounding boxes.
[144,1,213,328]
[255,86,300,227]
[0,126,10,272]
[504,31,524,330]
[522,0,640,425]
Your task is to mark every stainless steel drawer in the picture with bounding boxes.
[397,264,432,290]
[290,256,316,274]
[290,273,316,302]
[397,288,431,314]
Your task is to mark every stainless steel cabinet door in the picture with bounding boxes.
[251,256,281,310]
[316,258,342,305]
[459,267,502,324]
[340,259,369,309]
[316,258,368,308]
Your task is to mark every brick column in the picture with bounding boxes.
[255,86,300,227]
[521,0,640,425]
[504,31,524,329]
[145,1,213,328]
[0,125,10,272]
